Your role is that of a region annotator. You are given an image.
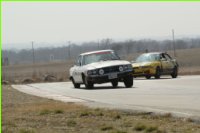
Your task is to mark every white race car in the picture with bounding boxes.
[69,49,133,89]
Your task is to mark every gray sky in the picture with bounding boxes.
[2,2,200,49]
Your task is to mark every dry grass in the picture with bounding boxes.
[2,85,200,133]
[2,48,200,84]
[2,60,74,83]
[179,66,200,75]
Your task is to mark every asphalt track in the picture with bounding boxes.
[12,75,200,119]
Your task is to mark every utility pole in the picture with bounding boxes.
[97,39,100,50]
[172,29,176,57]
[32,41,35,64]
[68,41,71,59]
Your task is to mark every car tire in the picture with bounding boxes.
[171,67,178,78]
[72,78,80,88]
[83,75,93,89]
[155,67,161,79]
[145,75,151,79]
[111,80,118,88]
[124,75,133,88]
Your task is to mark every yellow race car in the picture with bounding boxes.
[132,52,178,79]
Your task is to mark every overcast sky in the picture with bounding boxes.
[2,2,200,49]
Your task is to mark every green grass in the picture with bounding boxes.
[134,123,147,131]
[79,110,91,117]
[134,123,159,133]
[100,125,113,131]
[111,130,127,133]
[145,125,158,132]
[40,109,64,115]
[54,109,64,114]
[39,109,51,115]
[19,129,35,133]
[67,120,77,127]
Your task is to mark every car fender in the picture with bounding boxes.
[150,61,162,73]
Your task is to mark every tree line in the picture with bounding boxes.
[2,38,200,65]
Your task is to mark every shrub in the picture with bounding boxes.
[39,109,51,115]
[134,123,146,131]
[101,125,113,131]
[145,126,158,132]
[19,129,35,133]
[54,109,64,114]
[67,120,77,127]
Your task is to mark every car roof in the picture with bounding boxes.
[80,49,114,56]
[141,52,164,55]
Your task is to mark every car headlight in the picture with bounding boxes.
[99,69,104,75]
[92,70,97,75]
[123,64,133,71]
[123,65,128,70]
[87,70,97,75]
[127,64,133,70]
[119,66,124,72]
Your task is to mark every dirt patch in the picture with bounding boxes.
[2,80,10,85]
[2,60,72,84]
[2,85,200,133]
[179,66,200,75]
[22,78,35,84]
[43,74,57,82]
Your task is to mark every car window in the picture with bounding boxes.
[76,56,82,66]
[151,54,160,61]
[136,54,159,62]
[164,54,172,61]
[161,53,167,61]
[82,51,120,65]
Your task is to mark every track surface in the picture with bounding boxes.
[13,75,200,119]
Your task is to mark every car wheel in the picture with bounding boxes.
[145,75,151,79]
[83,75,93,89]
[155,67,161,79]
[123,75,133,88]
[111,80,118,88]
[171,67,178,78]
[72,78,80,88]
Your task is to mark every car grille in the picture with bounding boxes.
[103,66,120,74]
[133,67,140,69]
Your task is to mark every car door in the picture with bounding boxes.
[160,53,169,73]
[164,53,174,72]
[76,55,84,83]
[73,56,82,83]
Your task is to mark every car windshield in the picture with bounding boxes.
[82,51,120,65]
[136,54,159,63]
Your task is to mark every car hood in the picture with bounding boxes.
[85,60,130,70]
[132,62,152,68]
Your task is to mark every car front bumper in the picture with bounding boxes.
[87,71,133,83]
[132,67,156,77]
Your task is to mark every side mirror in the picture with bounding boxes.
[171,59,176,62]
[160,58,167,61]
[74,61,81,66]
[131,61,136,63]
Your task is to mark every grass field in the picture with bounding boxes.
[2,48,200,84]
[3,85,200,133]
